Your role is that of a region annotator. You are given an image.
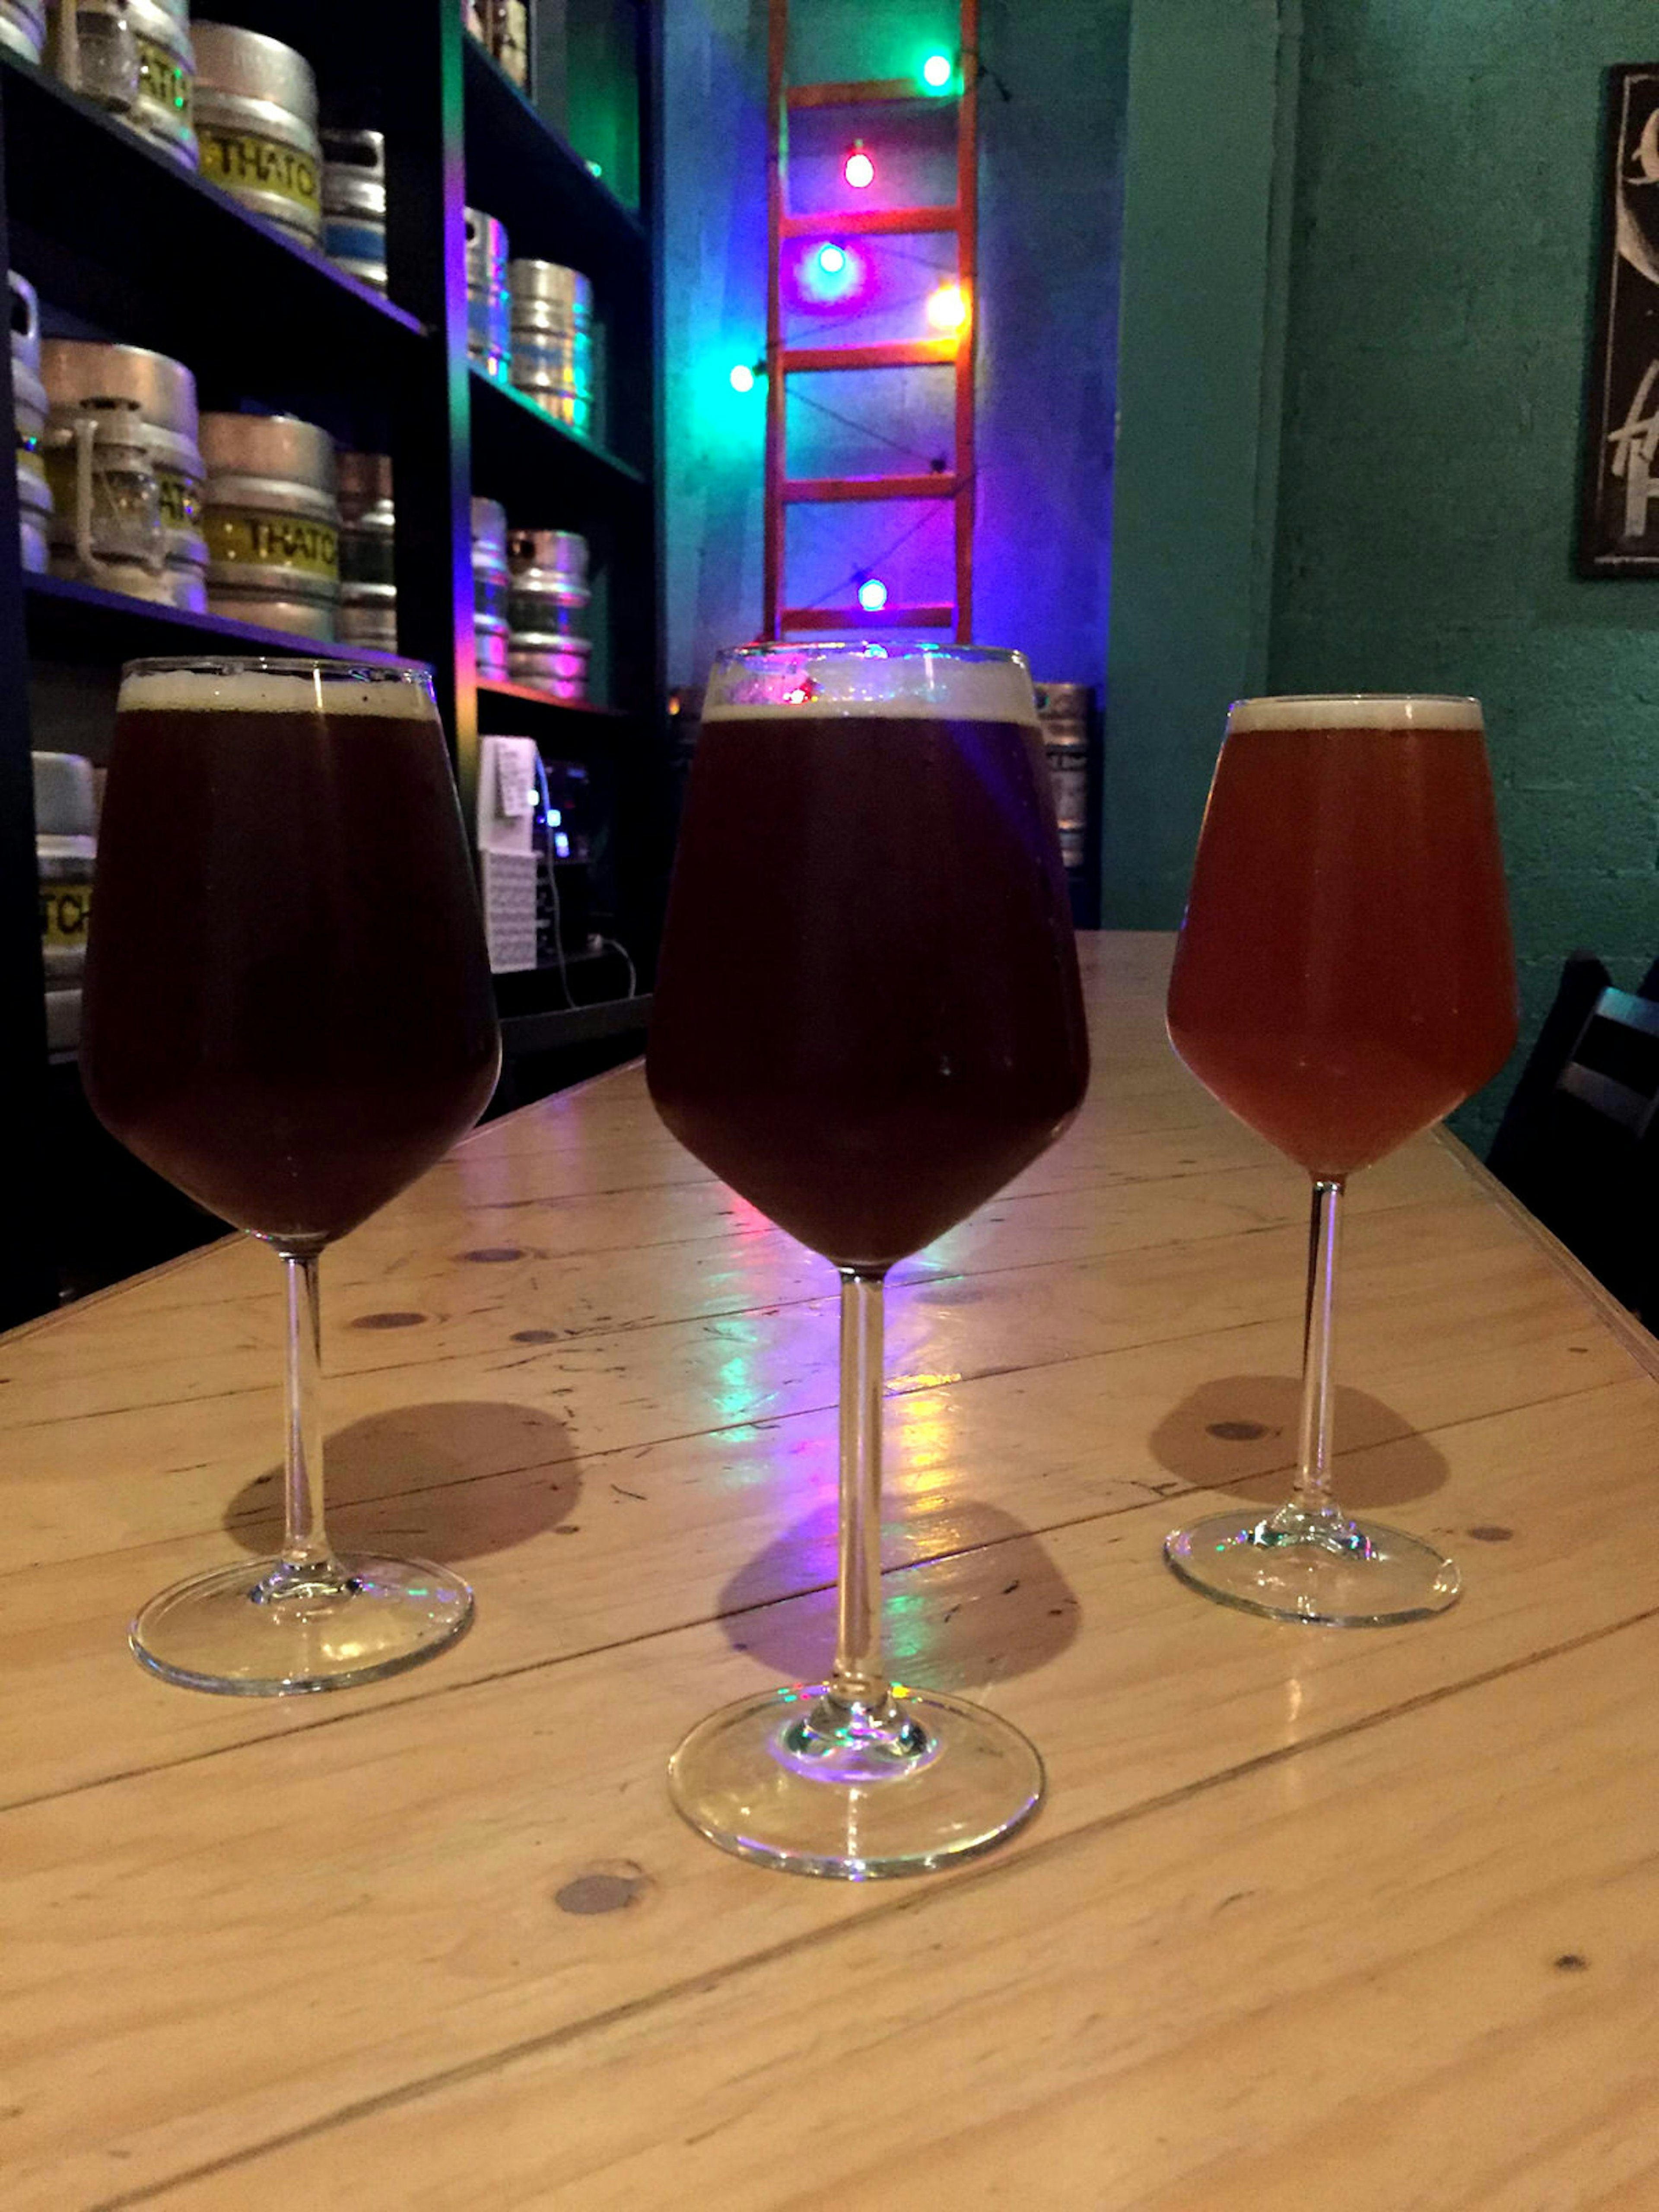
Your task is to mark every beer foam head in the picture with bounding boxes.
[704,642,1039,727]
[118,659,439,720]
[1228,694,1483,734]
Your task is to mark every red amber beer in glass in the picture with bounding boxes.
[1163,695,1516,1624]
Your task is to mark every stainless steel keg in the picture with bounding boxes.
[470,494,510,676]
[48,0,139,115]
[482,0,529,88]
[508,526,588,645]
[1033,680,1092,874]
[508,260,593,433]
[338,582,397,651]
[17,456,51,573]
[322,127,386,293]
[41,339,204,607]
[201,410,338,639]
[507,632,588,701]
[0,0,45,64]
[128,0,195,167]
[44,395,169,601]
[8,273,39,377]
[466,208,511,382]
[194,22,321,247]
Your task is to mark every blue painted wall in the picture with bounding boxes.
[661,0,1129,689]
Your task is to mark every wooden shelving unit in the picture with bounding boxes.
[0,0,665,1323]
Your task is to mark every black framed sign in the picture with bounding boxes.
[1580,64,1659,573]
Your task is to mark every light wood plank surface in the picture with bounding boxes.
[2,933,1655,2210]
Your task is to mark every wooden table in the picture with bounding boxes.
[5,933,1659,2210]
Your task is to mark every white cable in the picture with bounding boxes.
[532,750,637,1006]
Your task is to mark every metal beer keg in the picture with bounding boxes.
[336,453,396,647]
[466,208,511,382]
[508,259,592,433]
[470,495,510,678]
[44,396,169,601]
[194,23,322,247]
[48,0,139,113]
[17,459,51,573]
[1033,680,1093,874]
[506,631,588,700]
[201,411,338,639]
[0,0,45,64]
[42,340,205,610]
[128,0,196,167]
[322,128,386,292]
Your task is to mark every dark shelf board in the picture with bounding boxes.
[462,35,646,266]
[479,680,632,735]
[498,992,652,1056]
[470,369,647,517]
[24,575,423,673]
[0,55,428,404]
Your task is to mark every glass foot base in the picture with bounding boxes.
[1164,1505,1460,1626]
[668,1683,1045,1879]
[131,1553,475,1695]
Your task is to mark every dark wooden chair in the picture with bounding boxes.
[1487,952,1659,1325]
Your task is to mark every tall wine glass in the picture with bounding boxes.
[1163,695,1517,1625]
[647,641,1090,1877]
[81,658,501,1694]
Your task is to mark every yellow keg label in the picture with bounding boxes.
[41,883,92,947]
[205,507,338,578]
[200,127,320,215]
[136,35,192,123]
[157,469,200,530]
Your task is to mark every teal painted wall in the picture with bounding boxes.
[1102,0,1297,928]
[661,0,1129,690]
[1267,0,1659,1143]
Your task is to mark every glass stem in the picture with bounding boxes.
[1293,1179,1345,1519]
[829,1267,889,1710]
[278,1242,332,1571]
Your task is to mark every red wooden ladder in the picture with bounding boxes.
[763,0,979,641]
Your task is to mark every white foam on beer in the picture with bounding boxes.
[705,650,1038,727]
[119,666,436,718]
[1228,694,1482,733]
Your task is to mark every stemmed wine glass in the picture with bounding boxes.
[1163,694,1517,1624]
[81,658,501,1694]
[647,640,1090,1878]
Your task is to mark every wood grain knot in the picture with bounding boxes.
[555,1864,648,1916]
[511,1328,560,1344]
[460,1247,524,1264]
[1466,1526,1513,1543]
[1553,1953,1590,1972]
[349,1312,428,1330]
[1206,1419,1271,1442]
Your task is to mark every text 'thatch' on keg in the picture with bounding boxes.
[470,495,510,679]
[193,22,322,247]
[128,0,196,168]
[201,410,338,640]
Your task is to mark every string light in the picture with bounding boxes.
[921,52,953,90]
[844,141,874,190]
[728,362,757,394]
[817,243,847,276]
[857,576,889,613]
[925,281,968,333]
